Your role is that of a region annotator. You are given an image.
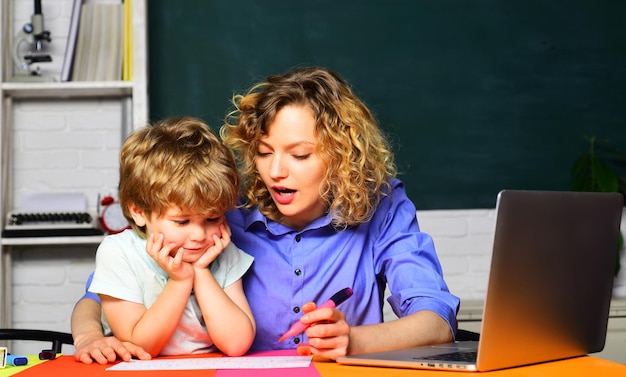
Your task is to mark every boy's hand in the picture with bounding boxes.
[193,223,231,269]
[146,233,194,281]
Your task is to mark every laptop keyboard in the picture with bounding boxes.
[418,350,477,362]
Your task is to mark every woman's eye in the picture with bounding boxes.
[294,154,310,160]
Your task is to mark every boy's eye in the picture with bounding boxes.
[205,217,220,223]
[174,219,189,225]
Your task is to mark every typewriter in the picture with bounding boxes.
[2,211,104,238]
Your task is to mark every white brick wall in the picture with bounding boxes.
[418,209,497,300]
[11,98,123,212]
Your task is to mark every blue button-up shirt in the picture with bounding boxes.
[226,178,459,351]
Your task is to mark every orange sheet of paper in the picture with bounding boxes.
[13,350,321,377]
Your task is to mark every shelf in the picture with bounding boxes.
[1,235,104,246]
[0,0,148,330]
[1,81,133,98]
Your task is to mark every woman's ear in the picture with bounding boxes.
[128,203,147,227]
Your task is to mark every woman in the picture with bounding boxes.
[220,66,458,359]
[72,66,459,363]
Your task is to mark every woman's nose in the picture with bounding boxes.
[269,155,287,179]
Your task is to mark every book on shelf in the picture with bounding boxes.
[70,1,125,81]
[122,0,133,81]
[69,2,92,81]
[60,0,84,82]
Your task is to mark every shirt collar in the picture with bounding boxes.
[243,206,334,235]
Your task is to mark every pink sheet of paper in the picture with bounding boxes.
[215,350,321,377]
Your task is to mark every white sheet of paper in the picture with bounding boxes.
[106,355,312,371]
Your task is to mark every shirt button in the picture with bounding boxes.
[294,269,302,276]
[293,337,301,344]
[293,306,300,313]
[295,234,301,242]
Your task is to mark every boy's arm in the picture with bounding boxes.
[189,222,255,356]
[101,276,193,357]
[193,268,256,356]
[71,297,151,364]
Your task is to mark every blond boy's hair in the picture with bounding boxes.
[119,116,239,237]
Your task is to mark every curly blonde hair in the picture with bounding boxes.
[220,67,396,229]
[119,116,239,237]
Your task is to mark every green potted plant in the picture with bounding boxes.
[570,135,626,276]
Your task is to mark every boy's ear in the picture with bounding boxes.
[128,203,147,226]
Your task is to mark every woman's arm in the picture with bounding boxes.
[347,310,453,354]
[193,269,256,356]
[71,297,151,364]
[296,305,453,360]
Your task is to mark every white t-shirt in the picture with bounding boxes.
[89,229,253,355]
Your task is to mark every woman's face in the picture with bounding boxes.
[255,105,327,230]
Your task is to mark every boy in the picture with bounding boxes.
[88,116,255,357]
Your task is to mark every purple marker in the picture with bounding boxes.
[278,287,353,342]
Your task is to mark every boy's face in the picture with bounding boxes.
[132,205,225,264]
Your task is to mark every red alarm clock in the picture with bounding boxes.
[99,196,130,234]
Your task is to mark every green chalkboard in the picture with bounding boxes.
[147,0,626,210]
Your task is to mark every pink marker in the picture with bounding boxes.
[278,287,354,342]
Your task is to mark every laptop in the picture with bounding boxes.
[337,190,623,372]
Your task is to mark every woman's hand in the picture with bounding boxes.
[73,332,151,364]
[295,301,351,360]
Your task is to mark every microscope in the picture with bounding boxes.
[11,0,54,82]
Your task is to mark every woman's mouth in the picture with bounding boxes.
[272,187,296,204]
